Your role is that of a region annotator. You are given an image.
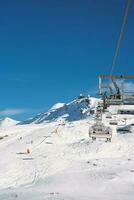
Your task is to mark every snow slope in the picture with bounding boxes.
[20,96,101,124]
[0,117,19,128]
[0,113,134,199]
[50,103,66,111]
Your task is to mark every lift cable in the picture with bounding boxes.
[110,0,131,77]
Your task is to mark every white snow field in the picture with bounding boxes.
[0,117,19,128]
[0,115,134,200]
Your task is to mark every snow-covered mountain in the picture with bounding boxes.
[0,113,134,200]
[20,95,101,124]
[0,95,134,199]
[0,117,19,128]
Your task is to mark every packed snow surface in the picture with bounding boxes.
[0,111,134,200]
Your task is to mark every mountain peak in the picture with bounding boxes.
[0,117,19,128]
[20,95,101,125]
[49,103,65,111]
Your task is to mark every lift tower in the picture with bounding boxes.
[98,75,134,110]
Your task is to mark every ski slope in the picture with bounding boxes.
[0,114,134,200]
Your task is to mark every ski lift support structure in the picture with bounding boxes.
[98,0,134,110]
[98,75,134,109]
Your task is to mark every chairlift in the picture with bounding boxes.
[89,121,112,142]
[116,124,132,134]
[106,113,112,119]
[109,120,118,125]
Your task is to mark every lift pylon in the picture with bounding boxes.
[98,74,134,109]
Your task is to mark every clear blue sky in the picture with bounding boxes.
[0,0,134,120]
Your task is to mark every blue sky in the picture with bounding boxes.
[0,0,134,120]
